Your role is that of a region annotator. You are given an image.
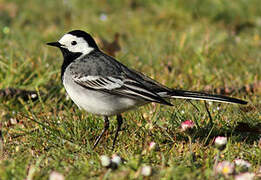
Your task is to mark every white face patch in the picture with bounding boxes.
[58,34,94,55]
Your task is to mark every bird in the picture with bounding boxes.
[95,32,121,57]
[47,30,247,149]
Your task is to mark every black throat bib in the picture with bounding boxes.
[60,48,82,81]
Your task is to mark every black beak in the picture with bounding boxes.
[46,41,62,47]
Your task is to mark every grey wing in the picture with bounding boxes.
[69,51,123,77]
[70,51,172,105]
[122,67,173,94]
[73,75,172,105]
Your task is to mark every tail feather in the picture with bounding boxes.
[165,89,247,105]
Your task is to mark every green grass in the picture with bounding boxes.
[0,0,260,179]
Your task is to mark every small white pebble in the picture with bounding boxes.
[141,165,152,176]
[214,136,227,149]
[10,118,17,125]
[111,154,121,165]
[148,142,156,151]
[100,155,111,167]
[65,94,70,100]
[235,172,255,180]
[234,159,251,169]
[49,171,65,180]
[31,94,37,98]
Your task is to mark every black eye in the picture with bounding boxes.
[71,41,77,45]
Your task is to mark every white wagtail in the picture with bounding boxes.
[47,30,247,149]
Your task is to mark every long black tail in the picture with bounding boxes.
[166,89,247,105]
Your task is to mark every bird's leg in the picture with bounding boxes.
[93,116,109,149]
[204,101,213,127]
[112,114,123,150]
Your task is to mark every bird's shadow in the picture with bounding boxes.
[159,121,261,147]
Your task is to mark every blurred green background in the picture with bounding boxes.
[0,0,260,179]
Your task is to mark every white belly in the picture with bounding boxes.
[63,75,145,116]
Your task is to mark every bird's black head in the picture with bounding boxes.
[68,30,99,49]
[47,30,99,57]
[47,30,100,81]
